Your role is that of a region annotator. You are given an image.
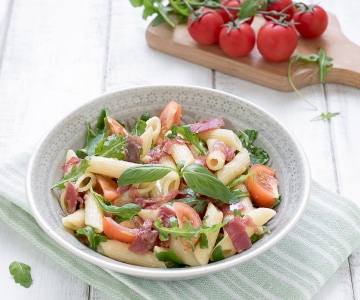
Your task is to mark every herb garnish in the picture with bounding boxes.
[9,261,33,288]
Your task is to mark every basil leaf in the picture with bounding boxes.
[155,249,185,268]
[182,164,236,204]
[118,164,176,186]
[9,261,33,288]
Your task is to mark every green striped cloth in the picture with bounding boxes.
[1,149,360,300]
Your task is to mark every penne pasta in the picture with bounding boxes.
[198,128,243,151]
[98,240,166,268]
[194,203,224,265]
[216,149,250,185]
[75,172,97,192]
[86,156,137,178]
[84,192,104,233]
[206,149,226,171]
[169,236,200,267]
[169,143,195,167]
[140,126,154,159]
[146,116,161,142]
[62,208,85,231]
[53,101,280,269]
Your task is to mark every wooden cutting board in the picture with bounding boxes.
[146,13,360,92]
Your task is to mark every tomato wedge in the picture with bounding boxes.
[246,164,279,208]
[102,217,137,244]
[173,202,202,248]
[95,174,120,201]
[156,100,182,145]
[107,116,129,137]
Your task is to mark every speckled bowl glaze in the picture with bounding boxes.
[26,85,311,280]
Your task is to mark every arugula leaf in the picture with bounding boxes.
[211,245,225,262]
[84,108,111,156]
[182,164,238,204]
[75,226,108,250]
[167,124,208,156]
[118,164,176,186]
[51,159,89,189]
[130,118,147,136]
[311,112,340,121]
[169,189,209,214]
[95,134,127,159]
[9,261,33,288]
[91,188,141,218]
[287,48,333,110]
[238,129,269,166]
[154,218,224,249]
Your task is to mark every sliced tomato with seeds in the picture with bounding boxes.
[246,164,279,208]
[103,217,137,244]
[173,202,202,248]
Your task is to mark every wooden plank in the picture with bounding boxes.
[146,13,360,92]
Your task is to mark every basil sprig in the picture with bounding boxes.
[118,163,237,204]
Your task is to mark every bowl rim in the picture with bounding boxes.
[26,84,311,280]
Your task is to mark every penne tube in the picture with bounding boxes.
[84,192,104,233]
[169,143,195,168]
[140,126,154,159]
[206,149,226,171]
[98,240,166,268]
[169,236,200,266]
[75,172,97,192]
[86,156,137,178]
[146,116,161,143]
[199,129,243,151]
[194,203,223,265]
[216,149,250,185]
[62,208,85,231]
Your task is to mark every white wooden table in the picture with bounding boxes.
[0,1,359,299]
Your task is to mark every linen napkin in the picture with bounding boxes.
[1,149,360,300]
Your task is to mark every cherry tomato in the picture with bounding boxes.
[264,0,295,22]
[95,174,120,201]
[187,8,224,45]
[103,217,137,244]
[173,202,202,247]
[219,22,255,57]
[246,164,279,208]
[107,116,129,137]
[257,21,298,62]
[217,0,254,24]
[293,4,328,38]
[157,100,182,145]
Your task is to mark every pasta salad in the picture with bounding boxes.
[51,100,280,268]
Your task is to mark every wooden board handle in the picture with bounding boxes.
[146,13,360,92]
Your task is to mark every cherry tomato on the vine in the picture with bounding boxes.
[264,0,295,22]
[187,8,224,45]
[293,4,328,38]
[219,21,255,57]
[257,21,298,62]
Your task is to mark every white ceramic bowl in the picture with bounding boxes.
[26,85,310,280]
